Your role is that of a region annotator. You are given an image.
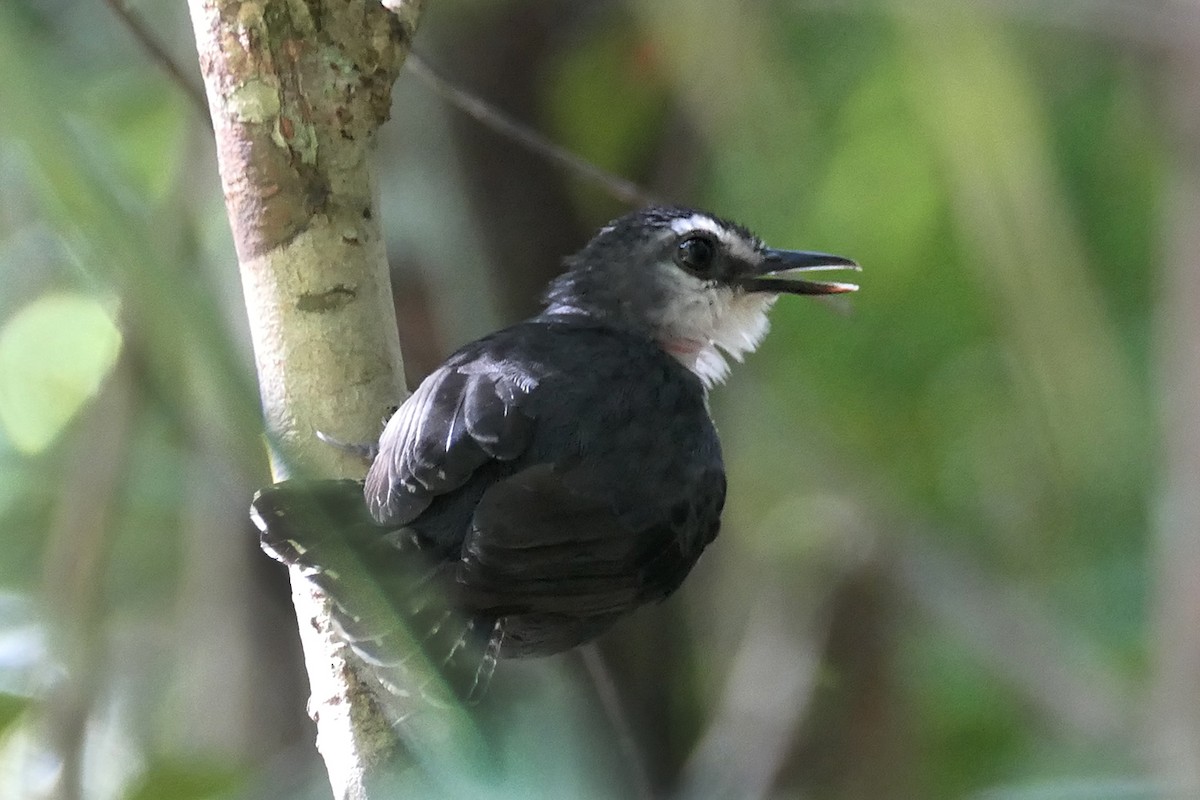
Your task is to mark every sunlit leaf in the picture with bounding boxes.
[0,293,122,454]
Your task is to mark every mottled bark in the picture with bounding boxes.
[185,1,422,797]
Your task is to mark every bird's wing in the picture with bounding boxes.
[365,352,537,526]
[458,463,725,622]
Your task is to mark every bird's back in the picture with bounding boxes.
[398,316,726,655]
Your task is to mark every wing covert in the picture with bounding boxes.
[365,357,537,525]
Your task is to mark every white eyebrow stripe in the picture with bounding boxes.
[668,213,761,263]
[669,213,723,237]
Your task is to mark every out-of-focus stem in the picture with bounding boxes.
[1151,28,1200,793]
[40,356,135,800]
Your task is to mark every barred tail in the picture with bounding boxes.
[250,480,502,708]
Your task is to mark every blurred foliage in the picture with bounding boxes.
[122,760,244,800]
[0,694,31,737]
[0,0,1186,797]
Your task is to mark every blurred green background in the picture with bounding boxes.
[0,0,1195,797]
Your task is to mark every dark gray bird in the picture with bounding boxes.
[251,206,858,705]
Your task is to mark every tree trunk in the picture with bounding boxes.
[185,1,422,797]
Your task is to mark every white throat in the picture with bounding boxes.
[656,285,777,389]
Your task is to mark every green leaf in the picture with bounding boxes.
[0,293,122,453]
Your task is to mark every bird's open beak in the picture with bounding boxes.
[738,248,861,295]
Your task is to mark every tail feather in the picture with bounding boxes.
[465,620,502,704]
[250,480,504,708]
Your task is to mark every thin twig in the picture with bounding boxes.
[97,4,654,209]
[579,644,656,800]
[405,53,661,208]
[102,0,213,128]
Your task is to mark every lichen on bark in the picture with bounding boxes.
[195,0,414,259]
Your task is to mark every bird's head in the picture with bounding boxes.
[543,206,859,387]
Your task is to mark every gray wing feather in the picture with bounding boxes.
[365,359,538,525]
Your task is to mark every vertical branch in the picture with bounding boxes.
[1151,21,1200,794]
[185,1,422,798]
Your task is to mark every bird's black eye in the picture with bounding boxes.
[675,235,718,276]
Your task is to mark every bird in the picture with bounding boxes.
[250,205,858,708]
